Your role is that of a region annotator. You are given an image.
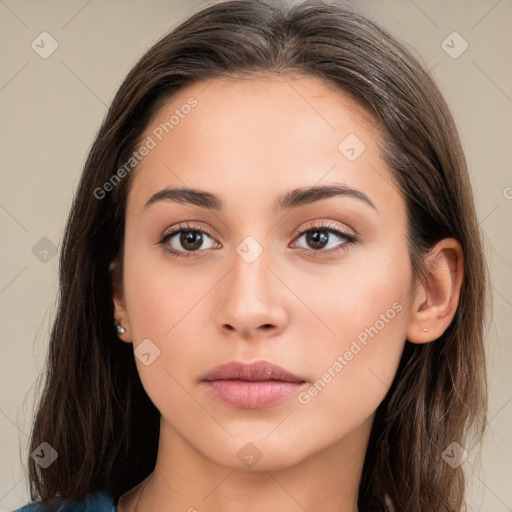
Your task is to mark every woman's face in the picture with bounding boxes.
[114,74,418,470]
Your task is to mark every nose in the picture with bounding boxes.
[214,247,289,340]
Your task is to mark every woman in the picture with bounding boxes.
[15,0,488,510]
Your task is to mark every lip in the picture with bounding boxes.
[200,360,306,409]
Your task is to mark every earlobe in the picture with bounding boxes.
[406,238,463,344]
[110,261,133,343]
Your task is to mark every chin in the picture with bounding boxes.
[200,433,317,472]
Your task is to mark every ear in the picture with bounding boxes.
[110,260,133,343]
[406,238,463,344]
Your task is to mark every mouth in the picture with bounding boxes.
[200,360,307,409]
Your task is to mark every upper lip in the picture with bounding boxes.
[201,360,305,383]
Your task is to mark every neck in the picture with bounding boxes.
[137,415,373,512]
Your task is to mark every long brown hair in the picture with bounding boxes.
[24,1,488,510]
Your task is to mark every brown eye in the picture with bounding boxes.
[168,229,216,252]
[295,228,354,253]
[179,231,204,251]
[305,230,330,250]
[160,226,218,256]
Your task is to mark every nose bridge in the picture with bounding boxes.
[215,235,288,335]
[228,240,274,311]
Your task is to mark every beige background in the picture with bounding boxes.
[1,0,510,510]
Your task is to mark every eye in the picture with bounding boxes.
[157,220,356,259]
[158,222,220,257]
[291,221,356,257]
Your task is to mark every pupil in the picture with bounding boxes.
[177,230,330,252]
[307,230,328,249]
[181,231,202,250]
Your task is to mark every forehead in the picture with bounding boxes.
[127,74,400,216]
[144,73,377,150]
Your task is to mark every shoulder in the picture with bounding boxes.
[12,490,116,512]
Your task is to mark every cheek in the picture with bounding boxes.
[121,253,213,419]
[293,246,412,428]
[122,237,210,338]
[121,219,413,455]
[121,243,218,388]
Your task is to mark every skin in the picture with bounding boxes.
[112,74,463,512]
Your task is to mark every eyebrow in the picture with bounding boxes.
[144,183,377,211]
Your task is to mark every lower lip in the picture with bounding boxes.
[202,380,305,409]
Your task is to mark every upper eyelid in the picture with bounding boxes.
[159,222,356,260]
[162,221,216,237]
[163,220,354,239]
[292,220,355,238]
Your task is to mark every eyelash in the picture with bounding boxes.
[157,220,357,259]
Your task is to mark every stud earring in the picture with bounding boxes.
[423,328,428,332]
[115,323,126,335]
